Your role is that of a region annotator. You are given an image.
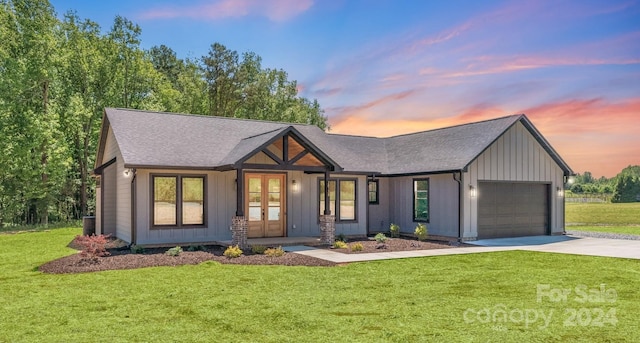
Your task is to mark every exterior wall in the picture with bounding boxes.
[461,122,565,239]
[135,169,236,245]
[95,184,101,235]
[287,172,368,237]
[387,174,459,237]
[101,164,117,236]
[368,177,390,233]
[133,169,367,245]
[99,126,131,241]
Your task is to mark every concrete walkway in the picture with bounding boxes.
[284,235,640,263]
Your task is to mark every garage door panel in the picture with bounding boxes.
[478,182,549,239]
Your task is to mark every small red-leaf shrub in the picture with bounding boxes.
[75,234,111,260]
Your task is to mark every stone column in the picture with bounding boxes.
[319,214,336,245]
[231,216,248,249]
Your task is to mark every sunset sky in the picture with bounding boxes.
[50,0,640,178]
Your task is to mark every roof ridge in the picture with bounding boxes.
[240,126,288,140]
[386,114,523,139]
[107,107,316,127]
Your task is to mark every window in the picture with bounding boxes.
[152,175,205,228]
[413,178,429,222]
[368,180,379,204]
[319,178,357,222]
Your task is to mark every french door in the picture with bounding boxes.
[245,173,286,238]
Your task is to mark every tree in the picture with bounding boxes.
[612,165,640,203]
[0,0,70,224]
[199,43,328,128]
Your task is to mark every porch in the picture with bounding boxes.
[221,236,324,247]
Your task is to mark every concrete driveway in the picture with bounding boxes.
[468,235,640,260]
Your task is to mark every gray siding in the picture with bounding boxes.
[95,186,101,235]
[287,172,368,237]
[368,177,390,233]
[135,169,235,245]
[388,174,459,237]
[462,122,565,239]
[99,126,130,241]
[102,163,117,236]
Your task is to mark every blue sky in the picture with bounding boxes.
[49,0,640,177]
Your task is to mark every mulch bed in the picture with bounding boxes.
[40,245,337,274]
[327,236,462,254]
[39,235,464,274]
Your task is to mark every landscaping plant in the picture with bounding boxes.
[350,242,364,252]
[223,245,243,258]
[264,246,285,257]
[415,223,428,241]
[390,223,400,238]
[75,234,111,260]
[166,246,183,256]
[374,232,387,243]
[251,245,267,254]
[333,240,348,249]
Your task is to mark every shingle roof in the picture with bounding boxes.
[98,108,573,176]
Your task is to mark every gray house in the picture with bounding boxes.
[94,108,573,246]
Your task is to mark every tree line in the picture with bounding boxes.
[0,0,328,226]
[567,165,640,203]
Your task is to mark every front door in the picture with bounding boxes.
[245,173,286,238]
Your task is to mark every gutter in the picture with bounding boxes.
[453,171,463,242]
[130,168,137,245]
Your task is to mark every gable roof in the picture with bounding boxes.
[95,108,573,176]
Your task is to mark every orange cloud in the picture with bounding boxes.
[329,97,640,177]
[139,0,313,22]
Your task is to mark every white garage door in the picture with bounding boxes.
[478,182,549,239]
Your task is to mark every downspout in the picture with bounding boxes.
[130,168,137,245]
[453,171,463,243]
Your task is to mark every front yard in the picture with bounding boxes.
[1,228,639,342]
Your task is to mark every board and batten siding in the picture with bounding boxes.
[99,126,129,239]
[387,174,459,237]
[461,121,565,239]
[135,169,236,245]
[368,177,390,233]
[287,172,368,237]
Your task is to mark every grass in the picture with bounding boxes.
[1,228,639,342]
[566,203,640,236]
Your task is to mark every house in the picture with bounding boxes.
[93,108,574,246]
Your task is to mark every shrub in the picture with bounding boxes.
[223,245,243,258]
[251,245,267,254]
[374,232,387,243]
[333,240,348,249]
[389,223,400,238]
[166,246,183,256]
[75,234,111,260]
[130,245,145,254]
[264,246,285,257]
[187,245,205,252]
[415,223,428,241]
[350,242,364,252]
[336,233,347,242]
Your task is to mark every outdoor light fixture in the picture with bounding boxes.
[123,168,132,177]
[292,179,299,193]
[469,185,477,198]
[557,186,564,197]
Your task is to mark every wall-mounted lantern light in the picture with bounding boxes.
[469,185,477,198]
[292,179,299,193]
[557,186,564,197]
[123,168,133,178]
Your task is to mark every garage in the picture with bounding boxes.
[477,182,549,239]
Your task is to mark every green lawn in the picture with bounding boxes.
[1,228,639,342]
[566,203,640,236]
